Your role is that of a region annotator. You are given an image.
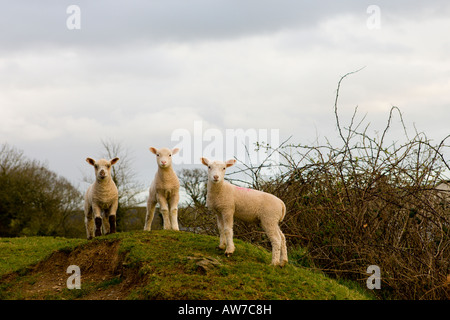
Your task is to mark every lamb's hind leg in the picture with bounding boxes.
[279,227,288,267]
[261,220,282,266]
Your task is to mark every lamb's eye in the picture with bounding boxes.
[107,164,111,168]
[156,154,160,157]
[223,167,226,170]
[208,166,211,169]
[94,164,98,169]
[169,154,172,157]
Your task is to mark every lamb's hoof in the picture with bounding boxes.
[270,260,287,267]
[270,261,282,267]
[225,252,233,257]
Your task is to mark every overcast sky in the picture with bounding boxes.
[1,1,449,195]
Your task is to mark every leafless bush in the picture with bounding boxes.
[236,71,450,299]
[177,168,216,234]
[262,131,449,299]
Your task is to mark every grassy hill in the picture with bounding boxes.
[0,230,372,300]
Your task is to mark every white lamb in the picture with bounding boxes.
[201,157,288,266]
[144,147,180,231]
[84,157,120,240]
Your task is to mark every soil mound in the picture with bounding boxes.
[4,240,140,299]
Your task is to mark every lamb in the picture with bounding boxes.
[201,157,288,266]
[84,157,120,240]
[144,147,180,231]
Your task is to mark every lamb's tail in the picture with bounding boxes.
[280,201,286,222]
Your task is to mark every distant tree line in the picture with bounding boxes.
[0,143,82,237]
[0,140,148,238]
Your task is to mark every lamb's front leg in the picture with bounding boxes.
[144,198,157,231]
[107,201,118,234]
[102,209,111,234]
[216,214,226,250]
[157,194,171,230]
[221,211,235,257]
[168,193,180,231]
[93,205,103,237]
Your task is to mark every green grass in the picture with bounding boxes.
[0,236,85,277]
[0,231,373,300]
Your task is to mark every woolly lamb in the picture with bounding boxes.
[144,147,180,231]
[201,157,288,266]
[84,157,120,240]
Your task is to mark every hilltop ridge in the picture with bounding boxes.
[0,230,371,300]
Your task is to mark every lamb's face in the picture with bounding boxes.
[86,157,119,182]
[208,161,227,184]
[150,147,179,169]
[201,157,236,184]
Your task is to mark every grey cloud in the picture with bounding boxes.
[1,0,450,185]
[2,0,449,51]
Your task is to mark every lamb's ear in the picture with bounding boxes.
[201,157,209,166]
[149,147,158,154]
[225,159,236,167]
[110,157,119,165]
[172,148,180,155]
[86,158,96,166]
